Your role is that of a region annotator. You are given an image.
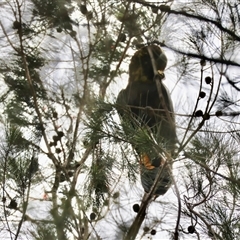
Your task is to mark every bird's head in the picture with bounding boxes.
[128,45,167,83]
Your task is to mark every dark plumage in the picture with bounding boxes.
[116,45,176,196]
[128,45,167,83]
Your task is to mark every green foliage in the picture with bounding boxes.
[4,124,29,150]
[4,50,47,101]
[32,0,75,30]
[34,223,57,240]
[1,124,39,195]
[88,152,113,207]
[183,131,240,238]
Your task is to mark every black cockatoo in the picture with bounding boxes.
[116,45,176,196]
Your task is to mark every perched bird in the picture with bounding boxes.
[116,45,176,196]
